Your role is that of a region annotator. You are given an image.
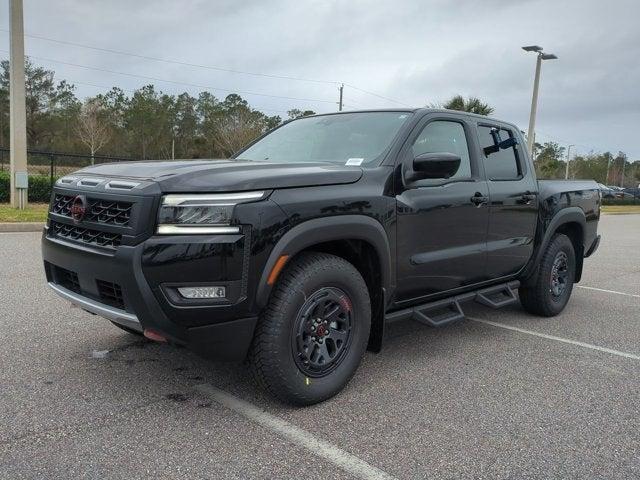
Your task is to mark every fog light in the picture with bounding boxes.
[177,286,226,299]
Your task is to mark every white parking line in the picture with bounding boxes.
[195,384,396,480]
[577,285,640,299]
[469,317,640,361]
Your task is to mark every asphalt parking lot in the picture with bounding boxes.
[1,214,639,480]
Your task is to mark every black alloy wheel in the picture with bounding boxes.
[550,251,569,298]
[292,287,353,378]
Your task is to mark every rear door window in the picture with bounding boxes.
[478,126,522,180]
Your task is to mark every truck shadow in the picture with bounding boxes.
[84,302,537,409]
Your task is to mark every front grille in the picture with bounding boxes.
[51,194,74,216]
[86,199,132,226]
[55,266,80,293]
[96,279,125,310]
[50,221,122,248]
[51,194,133,227]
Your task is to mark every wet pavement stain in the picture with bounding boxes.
[164,393,189,402]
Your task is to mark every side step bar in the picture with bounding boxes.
[386,280,520,327]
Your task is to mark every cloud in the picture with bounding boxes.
[2,0,638,157]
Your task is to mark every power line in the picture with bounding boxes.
[0,48,337,105]
[0,28,339,86]
[343,83,412,107]
[0,28,412,107]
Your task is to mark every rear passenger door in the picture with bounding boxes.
[477,124,538,278]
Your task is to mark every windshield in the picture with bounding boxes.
[237,111,412,166]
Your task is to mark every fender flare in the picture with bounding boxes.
[523,207,586,281]
[255,215,393,309]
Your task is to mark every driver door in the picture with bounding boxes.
[394,115,490,305]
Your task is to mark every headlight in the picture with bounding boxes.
[157,191,266,234]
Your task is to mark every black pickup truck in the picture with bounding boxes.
[42,109,601,405]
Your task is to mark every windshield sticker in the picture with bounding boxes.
[345,158,364,166]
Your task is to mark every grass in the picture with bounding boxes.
[0,203,49,222]
[601,204,640,215]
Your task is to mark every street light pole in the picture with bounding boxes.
[565,144,574,179]
[526,54,542,156]
[9,0,28,209]
[522,46,557,157]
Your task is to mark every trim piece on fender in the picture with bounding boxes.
[48,282,142,332]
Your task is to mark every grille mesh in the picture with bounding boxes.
[96,279,125,310]
[55,266,81,293]
[50,221,122,248]
[51,194,133,227]
[86,199,132,226]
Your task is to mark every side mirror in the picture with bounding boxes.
[410,152,461,181]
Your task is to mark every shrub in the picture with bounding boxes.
[602,197,640,206]
[0,172,55,203]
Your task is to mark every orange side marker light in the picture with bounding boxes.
[267,255,290,285]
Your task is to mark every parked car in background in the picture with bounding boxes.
[623,187,640,199]
[607,186,629,199]
[598,184,616,199]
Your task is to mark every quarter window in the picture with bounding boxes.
[411,121,471,181]
[478,126,521,180]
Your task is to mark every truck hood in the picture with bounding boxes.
[75,159,363,192]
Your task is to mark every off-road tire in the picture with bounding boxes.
[519,233,576,317]
[249,252,371,405]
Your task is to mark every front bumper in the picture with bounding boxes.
[42,231,259,361]
[49,281,142,332]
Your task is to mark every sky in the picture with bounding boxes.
[1,0,639,158]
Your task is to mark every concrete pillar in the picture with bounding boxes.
[9,0,28,208]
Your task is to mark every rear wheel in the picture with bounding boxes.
[519,233,576,316]
[249,252,371,405]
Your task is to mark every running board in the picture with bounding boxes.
[386,281,520,327]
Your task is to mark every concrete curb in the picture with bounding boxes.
[0,222,45,233]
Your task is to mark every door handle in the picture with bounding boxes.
[470,192,488,206]
[520,191,537,204]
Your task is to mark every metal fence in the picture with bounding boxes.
[0,148,136,186]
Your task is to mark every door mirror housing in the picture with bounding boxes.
[410,152,461,181]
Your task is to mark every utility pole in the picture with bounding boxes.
[9,0,28,209]
[620,154,626,187]
[338,84,344,111]
[564,144,574,179]
[522,46,557,156]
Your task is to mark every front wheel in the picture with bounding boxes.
[519,233,576,317]
[249,252,371,405]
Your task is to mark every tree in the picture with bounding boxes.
[1,58,81,150]
[442,95,494,116]
[124,85,174,159]
[214,105,269,157]
[287,109,316,119]
[172,92,198,158]
[76,99,111,164]
[534,141,565,179]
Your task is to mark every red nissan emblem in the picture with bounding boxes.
[70,195,87,223]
